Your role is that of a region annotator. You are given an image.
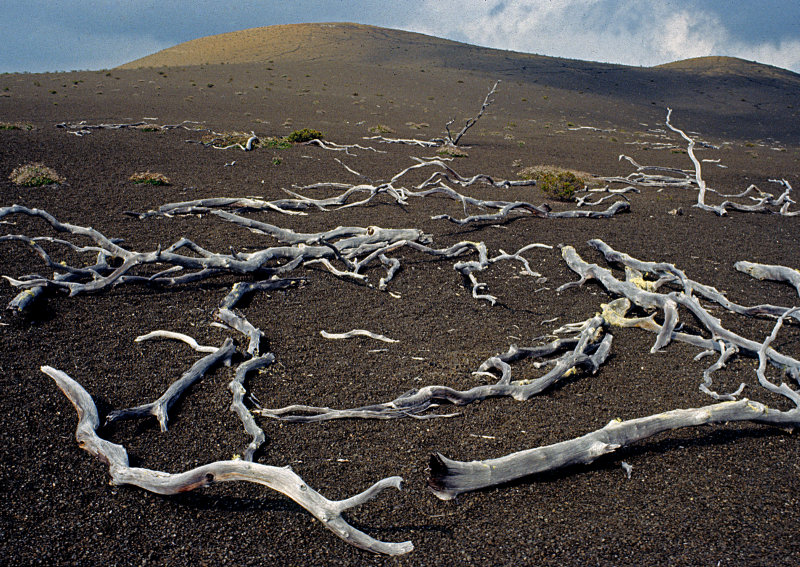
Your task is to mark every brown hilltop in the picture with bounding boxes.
[114,23,799,142]
[117,22,484,69]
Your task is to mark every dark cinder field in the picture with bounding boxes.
[1,23,799,566]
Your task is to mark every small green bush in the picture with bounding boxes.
[436,145,469,158]
[263,137,292,149]
[368,124,394,134]
[537,171,583,201]
[519,165,589,202]
[285,128,324,143]
[9,162,65,186]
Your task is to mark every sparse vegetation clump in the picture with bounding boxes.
[436,145,469,158]
[9,163,65,187]
[519,165,591,201]
[262,137,292,149]
[202,131,259,149]
[0,121,33,131]
[285,128,324,143]
[129,171,171,186]
[368,124,394,134]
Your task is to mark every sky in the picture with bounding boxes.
[2,1,799,74]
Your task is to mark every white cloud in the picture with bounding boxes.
[402,0,800,72]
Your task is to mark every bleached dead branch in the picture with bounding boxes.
[364,80,500,147]
[320,329,399,343]
[258,318,612,422]
[599,110,797,215]
[105,338,236,431]
[44,366,413,555]
[134,330,219,353]
[428,246,800,499]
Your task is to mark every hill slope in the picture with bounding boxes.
[115,23,799,143]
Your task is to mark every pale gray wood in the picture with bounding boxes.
[44,366,412,555]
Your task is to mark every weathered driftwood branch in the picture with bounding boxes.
[558,243,800,380]
[363,80,499,147]
[1,205,556,307]
[229,354,275,461]
[105,338,236,431]
[303,138,385,155]
[429,398,798,500]
[735,261,800,296]
[217,279,303,356]
[320,329,399,343]
[429,307,800,500]
[589,239,800,322]
[432,199,630,225]
[134,330,219,353]
[257,318,612,422]
[1,205,433,297]
[43,366,412,555]
[600,110,796,215]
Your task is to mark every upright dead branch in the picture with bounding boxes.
[364,80,500,147]
[445,80,500,146]
[600,110,797,216]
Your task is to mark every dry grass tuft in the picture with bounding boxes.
[368,124,394,134]
[129,171,171,186]
[436,145,469,158]
[9,163,65,186]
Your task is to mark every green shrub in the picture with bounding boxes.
[263,136,292,149]
[537,171,583,201]
[519,165,589,202]
[436,145,469,158]
[285,128,323,143]
[9,162,65,186]
[0,121,33,131]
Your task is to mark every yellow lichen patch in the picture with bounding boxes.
[625,267,659,292]
[599,298,633,326]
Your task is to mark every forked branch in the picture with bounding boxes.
[44,366,413,555]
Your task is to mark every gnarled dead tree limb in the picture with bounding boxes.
[229,354,275,461]
[445,80,500,146]
[44,366,412,555]
[428,306,800,500]
[365,80,500,148]
[257,317,612,422]
[735,260,800,296]
[105,338,236,431]
[558,243,800,379]
[598,110,797,216]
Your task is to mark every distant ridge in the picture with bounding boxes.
[119,23,799,84]
[656,56,798,81]
[117,22,484,69]
[116,23,799,142]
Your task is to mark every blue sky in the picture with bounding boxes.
[2,1,799,73]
